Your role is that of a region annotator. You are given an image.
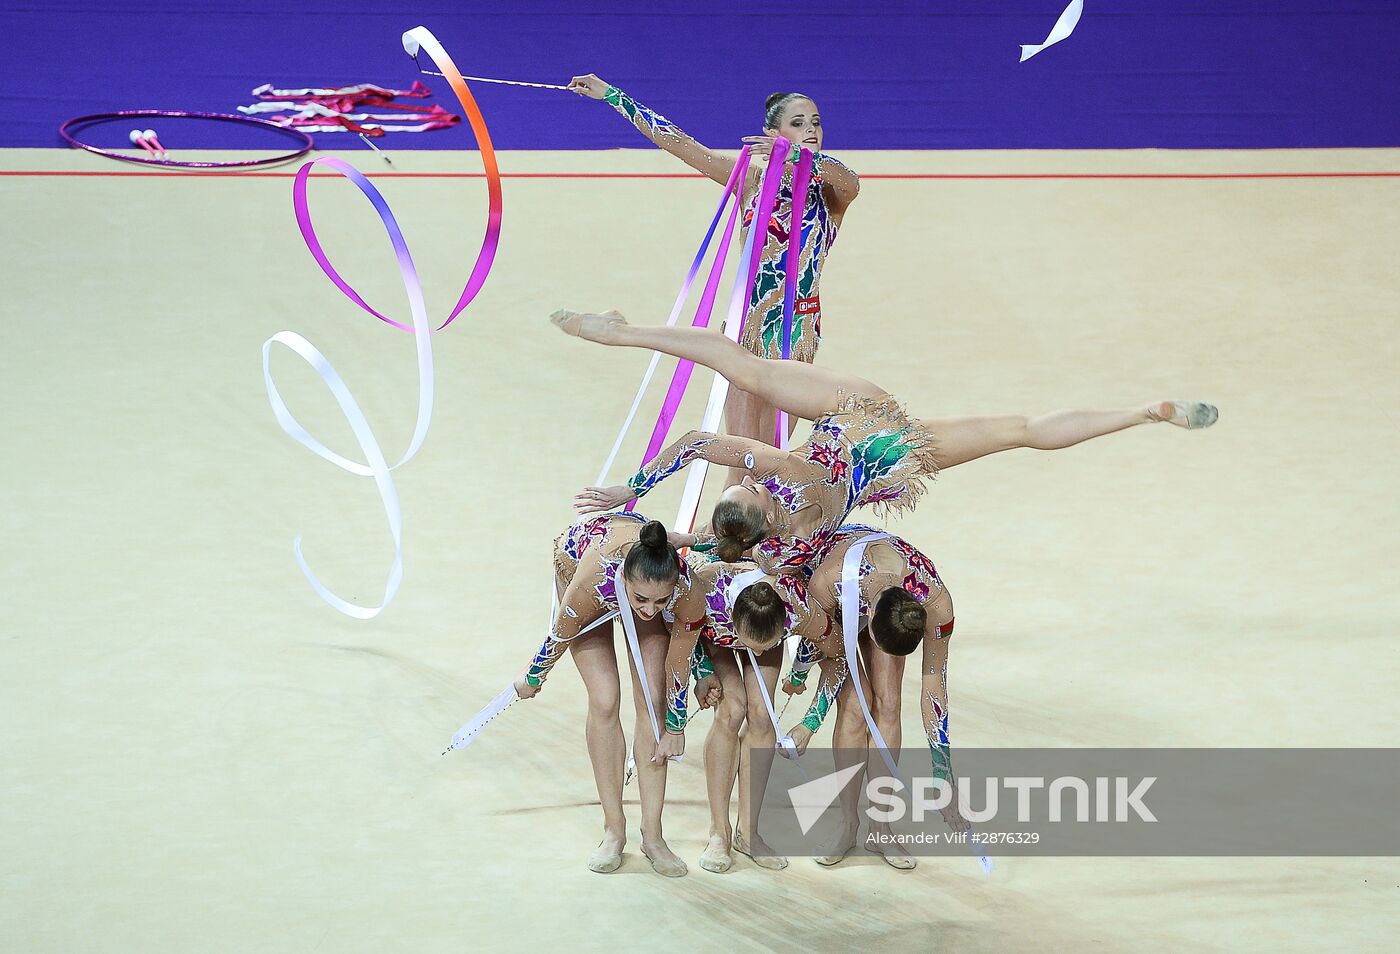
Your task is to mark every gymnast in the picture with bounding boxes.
[553,309,1218,574]
[780,523,966,869]
[566,74,860,453]
[657,556,817,872]
[511,512,719,878]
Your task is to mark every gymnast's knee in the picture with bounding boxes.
[715,695,746,735]
[587,688,622,722]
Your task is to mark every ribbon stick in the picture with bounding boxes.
[1020,0,1084,62]
[617,575,680,763]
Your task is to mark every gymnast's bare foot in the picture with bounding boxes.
[549,308,627,344]
[698,833,733,873]
[734,829,788,870]
[587,829,625,873]
[641,836,688,878]
[813,818,860,867]
[1148,400,1218,430]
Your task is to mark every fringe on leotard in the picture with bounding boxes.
[820,390,940,520]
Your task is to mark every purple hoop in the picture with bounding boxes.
[59,109,314,169]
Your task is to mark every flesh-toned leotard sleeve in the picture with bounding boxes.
[660,584,710,733]
[604,86,740,188]
[813,151,860,212]
[626,431,785,500]
[523,569,609,691]
[921,619,955,783]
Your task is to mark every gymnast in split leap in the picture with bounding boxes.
[512,513,719,878]
[567,74,860,455]
[552,309,1218,575]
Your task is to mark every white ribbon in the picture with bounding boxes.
[1020,0,1084,62]
[616,575,681,764]
[671,216,764,530]
[839,534,905,786]
[724,568,799,757]
[262,167,434,619]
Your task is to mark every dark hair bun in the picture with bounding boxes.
[715,536,747,563]
[765,92,790,113]
[747,581,781,609]
[639,519,668,549]
[622,519,681,585]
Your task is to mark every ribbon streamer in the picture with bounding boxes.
[265,27,499,617]
[1020,0,1084,62]
[774,149,814,447]
[298,26,502,332]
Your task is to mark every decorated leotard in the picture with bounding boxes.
[662,559,848,737]
[789,524,957,780]
[604,86,854,363]
[525,513,691,691]
[626,392,938,577]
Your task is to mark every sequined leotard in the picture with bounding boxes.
[663,558,849,737]
[604,86,854,362]
[525,512,691,692]
[790,524,957,780]
[626,392,939,576]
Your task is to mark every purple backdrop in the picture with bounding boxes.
[10,0,1400,152]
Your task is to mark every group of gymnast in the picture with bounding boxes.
[503,77,1218,878]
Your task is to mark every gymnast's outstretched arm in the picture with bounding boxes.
[575,430,788,513]
[567,74,742,188]
[515,568,606,699]
[920,623,969,832]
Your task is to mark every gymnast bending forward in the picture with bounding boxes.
[781,524,966,869]
[512,513,719,878]
[657,557,818,872]
[554,309,1218,574]
[567,74,860,454]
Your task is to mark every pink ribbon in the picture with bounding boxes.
[622,139,812,496]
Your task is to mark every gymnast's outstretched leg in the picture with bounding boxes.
[628,622,688,877]
[553,309,884,421]
[926,401,1218,471]
[569,622,627,873]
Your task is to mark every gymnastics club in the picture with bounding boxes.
[142,129,168,159]
[129,129,160,159]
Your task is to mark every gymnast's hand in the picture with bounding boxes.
[741,134,781,159]
[787,724,813,755]
[781,676,808,696]
[568,74,609,99]
[695,674,723,710]
[574,484,635,513]
[513,676,541,700]
[654,730,685,762]
[666,530,697,550]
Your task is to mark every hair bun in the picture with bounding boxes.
[765,92,790,112]
[639,519,669,548]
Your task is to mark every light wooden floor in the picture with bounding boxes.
[3,145,1398,952]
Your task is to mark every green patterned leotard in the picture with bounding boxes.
[604,86,854,363]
